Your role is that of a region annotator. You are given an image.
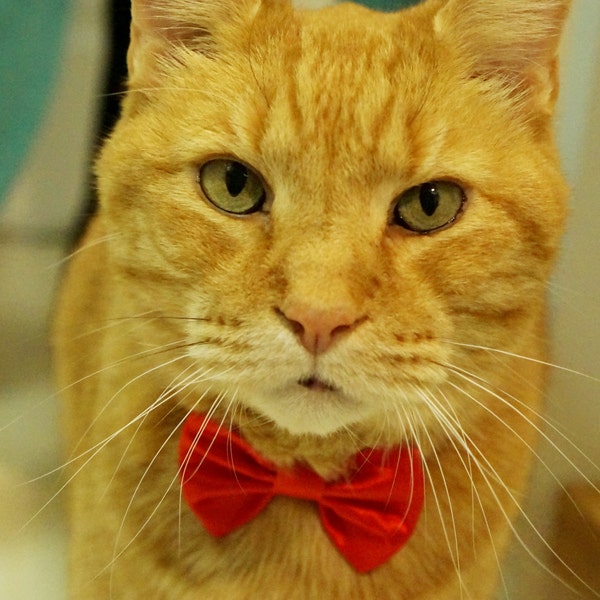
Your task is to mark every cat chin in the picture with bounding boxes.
[266,414,354,438]
[273,416,349,437]
[244,385,373,438]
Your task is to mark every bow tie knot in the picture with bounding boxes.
[179,413,424,573]
[273,467,326,500]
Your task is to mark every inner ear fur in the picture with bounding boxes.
[127,0,266,86]
[434,0,571,117]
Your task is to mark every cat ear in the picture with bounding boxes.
[127,0,262,85]
[434,0,571,118]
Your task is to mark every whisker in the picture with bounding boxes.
[19,361,209,524]
[1,335,195,438]
[439,371,600,597]
[177,389,242,550]
[23,360,224,528]
[101,363,213,497]
[381,403,421,525]
[71,353,193,455]
[105,392,237,581]
[108,388,217,581]
[64,311,164,341]
[105,394,211,595]
[52,341,187,406]
[404,399,467,598]
[48,232,121,269]
[444,363,600,493]
[427,385,514,599]
[126,85,217,96]
[442,339,600,383]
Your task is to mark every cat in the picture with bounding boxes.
[53,0,581,598]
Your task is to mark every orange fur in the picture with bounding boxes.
[54,0,571,597]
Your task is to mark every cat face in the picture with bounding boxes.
[97,0,568,438]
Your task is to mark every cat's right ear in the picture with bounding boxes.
[127,0,263,88]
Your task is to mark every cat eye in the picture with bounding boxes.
[393,181,465,233]
[199,159,267,215]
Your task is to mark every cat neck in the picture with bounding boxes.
[232,409,395,480]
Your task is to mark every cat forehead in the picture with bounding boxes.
[193,6,445,178]
[256,17,473,188]
[127,1,550,190]
[253,5,431,105]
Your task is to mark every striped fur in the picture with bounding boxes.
[55,1,574,598]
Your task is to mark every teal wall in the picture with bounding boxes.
[0,1,69,202]
[358,0,419,10]
[0,0,421,205]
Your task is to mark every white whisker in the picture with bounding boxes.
[442,340,600,383]
[404,398,467,599]
[101,364,214,497]
[445,363,600,493]
[438,370,600,597]
[71,352,192,455]
[104,391,238,584]
[47,232,121,269]
[107,390,216,585]
[428,385,513,599]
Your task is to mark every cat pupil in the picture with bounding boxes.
[225,162,248,197]
[420,183,440,217]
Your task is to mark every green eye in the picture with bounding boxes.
[199,159,266,215]
[393,181,465,233]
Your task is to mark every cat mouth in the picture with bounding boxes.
[297,376,338,393]
[251,376,365,436]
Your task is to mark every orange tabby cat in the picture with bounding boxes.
[54,0,573,598]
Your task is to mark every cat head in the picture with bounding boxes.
[97,0,570,442]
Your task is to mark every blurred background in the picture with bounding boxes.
[0,1,598,598]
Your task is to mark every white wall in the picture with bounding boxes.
[503,2,600,597]
[551,0,600,478]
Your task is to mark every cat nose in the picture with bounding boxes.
[278,302,364,354]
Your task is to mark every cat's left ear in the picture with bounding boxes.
[434,0,571,118]
[128,0,263,87]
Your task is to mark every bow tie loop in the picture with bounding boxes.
[179,413,424,573]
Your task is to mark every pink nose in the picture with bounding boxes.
[279,303,364,354]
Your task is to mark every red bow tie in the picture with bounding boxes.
[178,413,424,573]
